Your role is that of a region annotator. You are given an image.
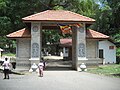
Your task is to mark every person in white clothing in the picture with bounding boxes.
[2,58,11,79]
[38,61,44,77]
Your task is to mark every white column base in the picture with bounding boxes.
[29,58,40,64]
[29,58,40,72]
[77,57,88,71]
[77,68,87,72]
[29,58,40,61]
[78,57,88,60]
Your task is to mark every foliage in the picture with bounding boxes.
[0,36,16,53]
[107,0,120,30]
[42,29,61,45]
[112,33,120,43]
[116,48,120,56]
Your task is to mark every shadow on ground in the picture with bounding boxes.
[44,59,74,71]
[0,69,24,75]
[45,66,74,71]
[111,73,120,77]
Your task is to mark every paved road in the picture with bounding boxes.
[0,71,120,90]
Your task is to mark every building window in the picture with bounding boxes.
[99,49,104,58]
[65,47,68,53]
[109,46,114,49]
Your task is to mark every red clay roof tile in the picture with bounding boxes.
[60,38,72,45]
[7,28,109,40]
[6,28,31,38]
[86,29,109,39]
[22,10,95,22]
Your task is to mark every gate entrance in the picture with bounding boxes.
[7,10,96,71]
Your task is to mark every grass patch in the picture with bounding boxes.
[87,64,120,78]
[2,53,15,57]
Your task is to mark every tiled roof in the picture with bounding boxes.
[6,28,31,38]
[86,29,109,39]
[22,10,95,22]
[60,29,109,45]
[7,29,109,40]
[60,39,72,45]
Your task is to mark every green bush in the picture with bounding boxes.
[116,47,120,56]
[116,56,120,64]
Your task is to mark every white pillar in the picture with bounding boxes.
[77,24,87,60]
[72,23,87,71]
[29,22,42,65]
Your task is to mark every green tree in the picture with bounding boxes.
[0,0,46,52]
[93,0,120,36]
[107,0,120,38]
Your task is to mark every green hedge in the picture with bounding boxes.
[116,56,120,64]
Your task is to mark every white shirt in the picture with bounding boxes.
[2,61,10,69]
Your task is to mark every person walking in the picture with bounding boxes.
[2,58,11,79]
[10,57,16,70]
[38,61,44,77]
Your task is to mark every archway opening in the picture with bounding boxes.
[41,23,73,71]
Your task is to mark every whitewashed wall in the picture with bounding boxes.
[99,40,116,64]
[17,38,31,58]
[16,38,31,70]
[86,39,98,58]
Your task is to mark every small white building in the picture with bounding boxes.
[99,40,116,64]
